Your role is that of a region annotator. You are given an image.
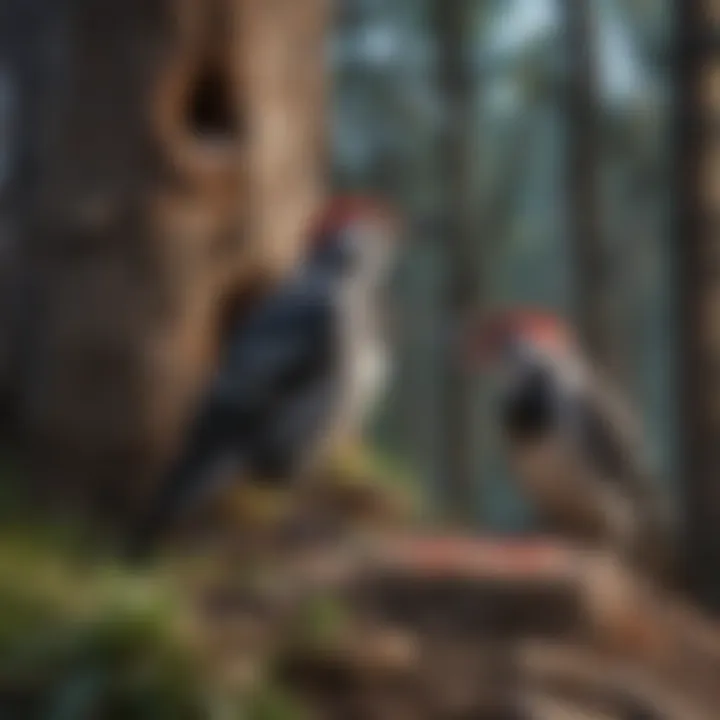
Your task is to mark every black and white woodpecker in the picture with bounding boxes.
[128,195,401,559]
[463,308,675,582]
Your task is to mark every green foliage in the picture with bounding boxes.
[0,535,209,718]
[244,684,310,720]
[323,442,423,524]
[0,529,305,719]
[286,593,352,651]
[331,442,415,494]
[0,519,329,719]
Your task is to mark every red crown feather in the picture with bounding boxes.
[469,307,573,364]
[310,194,399,243]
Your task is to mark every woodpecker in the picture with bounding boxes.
[464,308,675,582]
[128,195,401,559]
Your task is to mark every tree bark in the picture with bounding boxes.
[562,0,609,371]
[433,0,478,524]
[675,0,720,612]
[0,0,329,521]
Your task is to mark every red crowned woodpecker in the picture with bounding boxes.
[463,308,675,582]
[128,195,401,559]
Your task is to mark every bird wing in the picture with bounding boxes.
[571,370,650,487]
[210,281,337,413]
[126,282,337,558]
[570,370,676,577]
[250,369,339,479]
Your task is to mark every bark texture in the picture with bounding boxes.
[0,0,329,519]
[562,0,609,371]
[433,0,478,524]
[676,0,720,611]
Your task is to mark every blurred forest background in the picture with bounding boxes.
[2,0,720,717]
[333,0,675,530]
[0,0,715,583]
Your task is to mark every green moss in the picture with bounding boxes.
[0,527,216,718]
[0,523,324,719]
[326,442,422,518]
[288,594,352,651]
[244,684,310,720]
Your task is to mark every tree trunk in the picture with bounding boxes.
[0,0,329,522]
[675,0,720,612]
[433,0,478,524]
[562,0,609,370]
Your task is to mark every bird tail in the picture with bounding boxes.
[125,436,243,563]
[628,471,679,586]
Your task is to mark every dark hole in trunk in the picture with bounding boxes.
[188,63,240,142]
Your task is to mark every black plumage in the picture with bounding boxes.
[500,364,559,441]
[127,197,398,560]
[127,250,346,559]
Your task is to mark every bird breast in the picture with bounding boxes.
[354,342,388,413]
[334,287,389,439]
[340,337,387,432]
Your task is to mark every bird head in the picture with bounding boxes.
[462,307,574,373]
[308,194,402,280]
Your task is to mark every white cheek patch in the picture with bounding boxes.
[354,345,388,421]
[556,356,586,392]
